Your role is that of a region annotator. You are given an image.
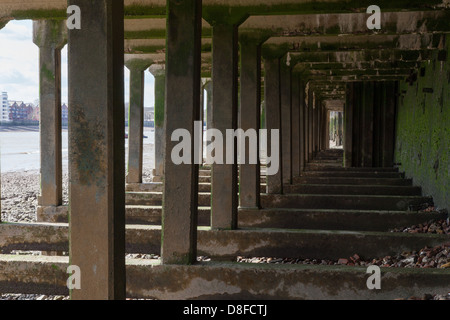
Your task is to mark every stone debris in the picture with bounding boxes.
[391,219,450,235]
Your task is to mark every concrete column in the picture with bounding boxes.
[264,58,283,194]
[32,20,66,212]
[204,81,213,164]
[199,80,205,164]
[362,82,374,167]
[344,87,354,168]
[239,40,261,209]
[291,75,300,177]
[308,88,314,161]
[68,0,125,300]
[149,65,166,181]
[125,58,152,184]
[162,0,202,264]
[353,82,364,167]
[211,24,239,230]
[280,62,292,185]
[383,81,397,167]
[338,112,343,146]
[299,81,306,172]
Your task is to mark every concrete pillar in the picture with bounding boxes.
[352,82,363,167]
[291,75,300,177]
[149,65,166,180]
[308,88,314,161]
[383,81,397,167]
[362,82,375,167]
[204,81,213,164]
[32,20,66,212]
[299,81,306,172]
[338,112,343,146]
[200,80,205,164]
[68,0,125,300]
[125,58,152,184]
[264,58,283,194]
[344,87,355,168]
[280,62,292,185]
[162,0,202,264]
[211,24,239,230]
[239,39,261,209]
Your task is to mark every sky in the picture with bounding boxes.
[0,20,155,107]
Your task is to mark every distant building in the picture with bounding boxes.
[1,92,10,123]
[8,101,35,122]
[62,103,69,123]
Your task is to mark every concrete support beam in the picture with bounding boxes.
[68,0,125,300]
[383,81,398,167]
[291,75,300,178]
[149,65,166,180]
[299,81,306,172]
[362,82,375,167]
[204,81,213,164]
[125,58,152,184]
[211,24,239,229]
[280,62,292,185]
[307,86,314,161]
[32,20,67,212]
[264,58,283,194]
[162,0,202,264]
[239,39,261,209]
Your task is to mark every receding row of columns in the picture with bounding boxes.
[11,0,377,299]
[344,81,398,168]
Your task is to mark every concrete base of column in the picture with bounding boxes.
[37,206,69,223]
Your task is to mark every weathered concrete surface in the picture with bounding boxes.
[280,61,292,185]
[238,208,448,231]
[1,255,449,300]
[32,20,67,210]
[294,177,413,186]
[149,64,166,180]
[162,0,201,264]
[211,23,239,230]
[67,0,125,300]
[1,223,448,262]
[238,39,261,209]
[260,194,434,211]
[127,192,211,207]
[395,35,450,211]
[125,58,152,184]
[284,184,422,196]
[264,58,283,194]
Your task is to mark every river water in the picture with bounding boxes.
[0,129,155,173]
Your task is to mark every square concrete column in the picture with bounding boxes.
[200,80,205,164]
[149,65,166,181]
[68,0,125,300]
[239,40,261,209]
[162,0,202,264]
[308,88,314,160]
[343,92,355,168]
[204,81,213,164]
[362,82,375,167]
[338,112,344,147]
[383,81,398,167]
[125,58,152,184]
[299,81,306,172]
[32,20,67,213]
[291,75,300,177]
[211,24,239,230]
[264,58,283,194]
[280,62,292,185]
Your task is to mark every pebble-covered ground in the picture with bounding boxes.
[1,163,449,300]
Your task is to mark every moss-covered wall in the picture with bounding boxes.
[395,35,450,211]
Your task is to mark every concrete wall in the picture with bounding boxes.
[395,35,450,211]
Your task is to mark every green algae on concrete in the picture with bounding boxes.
[395,35,450,211]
